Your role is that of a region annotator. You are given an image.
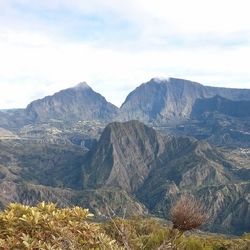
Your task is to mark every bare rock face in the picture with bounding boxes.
[25,82,118,123]
[82,120,250,234]
[83,120,165,192]
[83,120,233,192]
[119,77,250,125]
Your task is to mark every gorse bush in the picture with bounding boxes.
[0,202,121,250]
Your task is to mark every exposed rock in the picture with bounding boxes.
[119,77,250,125]
[82,120,250,234]
[25,82,118,123]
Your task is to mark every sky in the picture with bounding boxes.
[0,0,250,109]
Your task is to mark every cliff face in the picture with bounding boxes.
[82,120,250,234]
[119,78,250,124]
[83,121,165,192]
[83,120,234,191]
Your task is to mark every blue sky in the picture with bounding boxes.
[0,0,250,108]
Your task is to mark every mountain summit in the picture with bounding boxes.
[74,82,91,89]
[0,77,249,144]
[25,83,118,122]
[119,77,250,124]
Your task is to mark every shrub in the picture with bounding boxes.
[171,195,208,232]
[0,202,121,249]
[0,202,249,250]
[103,217,169,250]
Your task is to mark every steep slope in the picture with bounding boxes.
[82,121,165,192]
[0,140,86,190]
[191,95,250,118]
[0,120,249,234]
[83,120,250,234]
[0,138,147,216]
[0,181,147,217]
[119,77,250,125]
[170,96,250,147]
[0,82,119,129]
[25,82,118,123]
[83,120,234,193]
[0,109,33,129]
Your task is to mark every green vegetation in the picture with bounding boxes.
[0,202,120,249]
[0,202,249,249]
[104,217,250,250]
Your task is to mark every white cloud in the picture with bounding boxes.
[134,0,250,33]
[0,0,250,109]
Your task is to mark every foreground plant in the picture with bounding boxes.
[158,195,208,249]
[0,202,121,249]
[0,201,248,250]
[171,195,208,232]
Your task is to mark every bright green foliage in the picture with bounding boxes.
[0,202,121,249]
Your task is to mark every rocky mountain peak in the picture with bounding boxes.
[149,77,202,86]
[83,120,163,193]
[25,83,118,123]
[149,77,170,83]
[119,77,250,125]
[73,82,91,90]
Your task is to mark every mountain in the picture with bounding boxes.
[0,109,32,129]
[0,82,118,129]
[82,120,250,234]
[0,138,147,216]
[0,79,250,234]
[117,77,250,146]
[2,78,250,129]
[25,82,118,123]
[170,95,250,147]
[1,78,249,148]
[119,77,250,125]
[0,120,249,234]
[82,120,163,193]
[191,95,250,118]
